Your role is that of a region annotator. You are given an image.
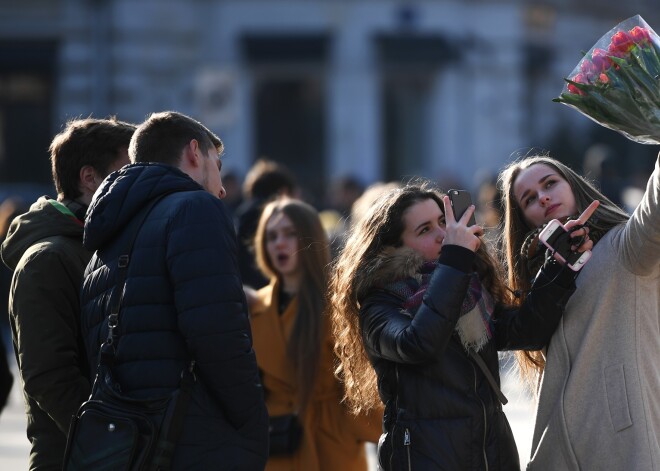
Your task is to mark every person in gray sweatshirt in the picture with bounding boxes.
[499,152,660,470]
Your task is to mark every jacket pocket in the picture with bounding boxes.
[604,364,633,432]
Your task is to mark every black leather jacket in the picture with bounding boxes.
[359,245,577,471]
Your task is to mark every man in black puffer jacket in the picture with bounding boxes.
[80,111,269,469]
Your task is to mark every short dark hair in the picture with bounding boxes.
[129,111,223,166]
[50,117,136,200]
[242,158,297,200]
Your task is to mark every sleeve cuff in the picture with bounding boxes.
[539,257,578,288]
[438,245,475,273]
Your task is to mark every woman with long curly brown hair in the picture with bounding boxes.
[329,181,584,470]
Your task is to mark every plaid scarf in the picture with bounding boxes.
[385,261,495,352]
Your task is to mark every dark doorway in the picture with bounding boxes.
[254,77,325,204]
[0,40,56,185]
[243,34,329,205]
[376,34,458,182]
[383,73,433,182]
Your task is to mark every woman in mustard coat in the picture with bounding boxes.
[247,198,381,471]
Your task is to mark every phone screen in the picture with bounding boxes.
[448,189,476,226]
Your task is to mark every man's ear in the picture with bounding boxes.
[182,139,202,168]
[79,165,99,194]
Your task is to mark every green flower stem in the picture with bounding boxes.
[555,29,660,145]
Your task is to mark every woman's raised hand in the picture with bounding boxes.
[442,195,483,253]
[565,200,600,253]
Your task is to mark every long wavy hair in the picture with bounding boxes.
[254,198,331,414]
[329,181,510,414]
[498,154,629,385]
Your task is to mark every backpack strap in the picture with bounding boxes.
[98,193,196,467]
[106,195,168,346]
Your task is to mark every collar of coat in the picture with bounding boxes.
[250,279,299,389]
[356,246,493,352]
[355,246,425,303]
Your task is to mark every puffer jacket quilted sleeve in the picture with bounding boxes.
[166,194,264,431]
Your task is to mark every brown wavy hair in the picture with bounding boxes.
[498,154,629,387]
[254,198,331,414]
[329,180,510,414]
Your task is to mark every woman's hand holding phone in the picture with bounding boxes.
[539,200,599,270]
[564,200,599,253]
[442,195,483,253]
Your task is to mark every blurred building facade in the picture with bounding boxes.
[0,0,658,202]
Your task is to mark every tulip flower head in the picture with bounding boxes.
[555,15,660,145]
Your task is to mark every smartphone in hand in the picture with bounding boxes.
[537,200,599,271]
[448,189,477,226]
[538,219,591,270]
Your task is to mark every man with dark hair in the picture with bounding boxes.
[0,117,134,470]
[241,158,297,202]
[80,111,268,469]
[235,158,298,289]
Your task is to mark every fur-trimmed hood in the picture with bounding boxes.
[355,246,424,303]
[356,246,494,353]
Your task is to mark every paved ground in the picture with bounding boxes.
[0,358,30,470]
[0,354,535,470]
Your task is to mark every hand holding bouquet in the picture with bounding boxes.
[554,15,660,145]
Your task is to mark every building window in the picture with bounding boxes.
[0,40,56,185]
[242,34,329,204]
[376,33,459,181]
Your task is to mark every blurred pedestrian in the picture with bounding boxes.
[475,175,504,250]
[221,169,244,218]
[325,175,365,219]
[329,181,583,470]
[0,197,27,349]
[0,330,11,416]
[80,111,268,469]
[350,181,401,226]
[247,198,381,470]
[0,197,26,417]
[0,117,134,469]
[323,181,400,259]
[499,153,660,470]
[235,158,298,289]
[319,175,364,259]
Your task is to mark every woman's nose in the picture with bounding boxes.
[539,194,550,206]
[218,185,227,199]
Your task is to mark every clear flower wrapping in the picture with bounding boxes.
[554,15,660,145]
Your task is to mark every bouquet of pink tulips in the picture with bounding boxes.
[554,15,660,145]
